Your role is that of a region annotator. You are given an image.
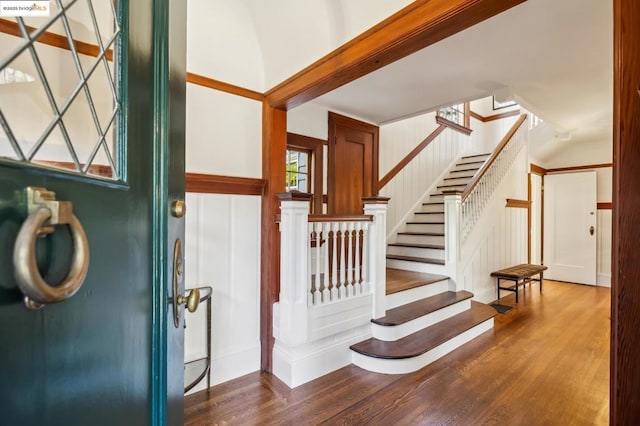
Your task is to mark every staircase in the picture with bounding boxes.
[350,153,497,374]
[386,153,491,274]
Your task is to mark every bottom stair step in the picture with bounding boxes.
[351,302,496,374]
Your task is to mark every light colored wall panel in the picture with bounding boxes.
[186,85,262,177]
[184,193,262,393]
[460,150,528,302]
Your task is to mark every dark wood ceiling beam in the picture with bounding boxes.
[265,0,527,110]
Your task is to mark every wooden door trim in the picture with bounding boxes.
[265,0,527,109]
[612,0,640,422]
[287,133,325,213]
[327,112,379,214]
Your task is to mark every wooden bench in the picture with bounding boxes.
[491,264,548,303]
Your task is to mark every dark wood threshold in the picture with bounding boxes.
[386,268,449,295]
[350,302,495,359]
[388,243,445,250]
[386,254,445,265]
[372,290,474,326]
[397,232,445,237]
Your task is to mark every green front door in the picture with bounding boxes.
[0,1,186,424]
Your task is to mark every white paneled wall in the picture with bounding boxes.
[597,210,612,286]
[183,193,261,394]
[460,150,529,302]
[380,115,473,237]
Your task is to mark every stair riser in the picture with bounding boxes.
[351,319,494,374]
[395,234,444,245]
[386,258,446,274]
[428,194,445,202]
[442,177,473,186]
[413,212,444,222]
[451,164,482,173]
[385,278,451,310]
[438,186,466,194]
[404,223,445,233]
[372,299,472,341]
[456,158,487,166]
[387,245,445,259]
[420,204,445,213]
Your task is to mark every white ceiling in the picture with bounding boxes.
[312,0,612,148]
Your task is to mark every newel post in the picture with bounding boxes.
[363,196,390,318]
[443,191,462,291]
[275,192,313,346]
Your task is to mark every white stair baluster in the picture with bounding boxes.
[331,222,339,301]
[346,221,355,297]
[322,222,330,303]
[354,222,362,295]
[339,222,347,299]
[313,222,322,305]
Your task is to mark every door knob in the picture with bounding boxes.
[177,287,200,313]
[589,226,595,236]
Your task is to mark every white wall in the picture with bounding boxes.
[183,0,266,390]
[184,193,262,394]
[460,149,529,302]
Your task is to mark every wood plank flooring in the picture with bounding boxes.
[184,281,610,425]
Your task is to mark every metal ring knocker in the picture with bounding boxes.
[13,187,90,310]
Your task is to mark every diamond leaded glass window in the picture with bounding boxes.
[0,0,122,180]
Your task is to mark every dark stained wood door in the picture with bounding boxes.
[328,112,379,215]
[0,1,186,425]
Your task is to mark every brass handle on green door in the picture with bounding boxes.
[13,187,90,310]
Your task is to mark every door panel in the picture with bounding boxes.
[0,1,185,424]
[543,172,597,285]
[328,113,379,215]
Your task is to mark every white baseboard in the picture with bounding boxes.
[273,325,372,388]
[185,344,261,396]
[597,273,611,287]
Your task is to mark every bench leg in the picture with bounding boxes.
[540,272,543,293]
[515,279,518,304]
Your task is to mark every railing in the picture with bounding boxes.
[460,114,528,241]
[308,216,372,305]
[275,193,388,348]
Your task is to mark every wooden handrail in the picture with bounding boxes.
[308,215,373,223]
[462,114,528,201]
[378,124,446,189]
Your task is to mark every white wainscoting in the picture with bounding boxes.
[184,193,262,394]
[597,210,612,286]
[459,151,529,302]
[380,125,473,238]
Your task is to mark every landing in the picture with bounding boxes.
[386,268,449,295]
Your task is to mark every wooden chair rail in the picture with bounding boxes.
[462,114,528,202]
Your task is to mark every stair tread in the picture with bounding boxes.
[406,221,444,225]
[452,167,482,173]
[438,183,467,188]
[350,302,496,359]
[386,268,449,295]
[372,291,474,326]
[386,254,445,265]
[397,231,445,236]
[422,202,444,206]
[461,153,491,159]
[388,242,445,250]
[456,160,485,166]
[444,175,475,180]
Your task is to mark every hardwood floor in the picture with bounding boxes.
[185,281,610,425]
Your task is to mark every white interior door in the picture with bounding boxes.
[543,171,597,285]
